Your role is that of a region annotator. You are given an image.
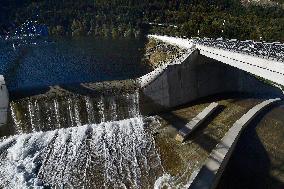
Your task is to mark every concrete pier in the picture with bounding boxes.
[142,50,283,114]
[0,75,9,127]
[175,102,219,142]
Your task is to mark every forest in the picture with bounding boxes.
[0,0,283,42]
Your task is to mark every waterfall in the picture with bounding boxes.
[47,101,54,130]
[53,99,61,128]
[1,90,167,188]
[0,117,163,188]
[28,100,41,132]
[85,96,95,124]
[8,91,142,135]
[28,101,36,132]
[74,99,81,126]
[109,97,117,121]
[10,102,23,134]
[98,96,105,123]
[126,90,140,118]
[34,100,41,130]
[67,97,75,128]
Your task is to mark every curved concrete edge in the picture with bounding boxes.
[0,75,9,127]
[188,98,282,189]
[176,102,219,142]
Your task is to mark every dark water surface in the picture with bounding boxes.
[0,37,149,98]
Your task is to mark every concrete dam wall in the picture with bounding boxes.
[141,50,283,113]
[0,75,9,127]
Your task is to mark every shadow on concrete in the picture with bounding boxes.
[216,103,284,189]
[158,111,188,130]
[158,105,224,153]
[189,105,225,136]
[0,112,15,138]
[191,133,220,154]
[189,163,219,189]
[158,113,218,154]
[171,93,251,111]
[186,105,226,153]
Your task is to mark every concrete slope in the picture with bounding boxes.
[189,98,282,189]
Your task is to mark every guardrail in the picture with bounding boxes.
[195,38,284,63]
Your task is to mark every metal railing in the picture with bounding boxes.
[194,38,284,62]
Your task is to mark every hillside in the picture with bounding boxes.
[0,0,283,42]
[241,0,284,7]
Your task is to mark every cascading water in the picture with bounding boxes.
[0,90,164,188]
[98,96,106,123]
[10,103,23,135]
[53,99,61,128]
[74,99,81,126]
[67,97,75,128]
[109,97,118,121]
[7,91,141,135]
[85,96,95,124]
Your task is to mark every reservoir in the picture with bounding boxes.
[0,37,149,99]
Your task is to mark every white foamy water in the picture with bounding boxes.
[0,117,163,188]
[154,169,199,189]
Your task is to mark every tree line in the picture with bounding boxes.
[0,0,283,42]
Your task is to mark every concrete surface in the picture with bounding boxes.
[151,98,262,186]
[148,35,284,86]
[0,75,8,127]
[188,98,281,189]
[216,102,284,189]
[176,102,219,142]
[141,50,283,114]
[137,48,194,88]
[197,45,284,86]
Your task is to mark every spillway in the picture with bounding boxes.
[7,91,141,135]
[0,91,164,188]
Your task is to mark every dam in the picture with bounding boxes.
[0,35,283,188]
